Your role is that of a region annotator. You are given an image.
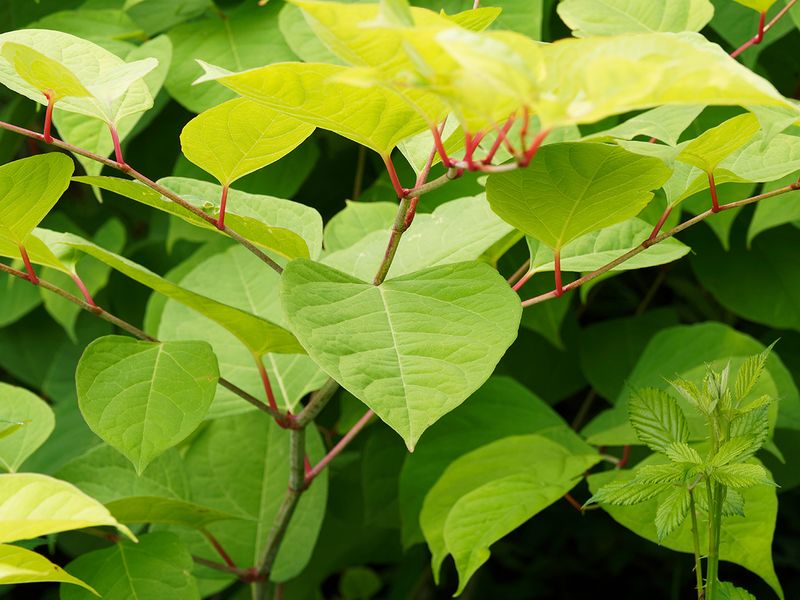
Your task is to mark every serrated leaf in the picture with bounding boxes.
[421,435,599,593]
[0,383,54,472]
[486,143,671,251]
[711,463,775,488]
[735,343,775,402]
[663,442,703,464]
[196,60,444,156]
[61,532,199,600]
[38,229,303,356]
[72,175,312,260]
[281,260,521,450]
[557,0,714,37]
[105,496,244,529]
[0,473,134,543]
[695,485,746,517]
[712,436,766,467]
[718,581,757,600]
[730,407,771,455]
[0,154,73,245]
[628,388,689,454]
[587,479,672,506]
[181,98,315,187]
[0,544,95,592]
[655,486,690,541]
[677,113,761,173]
[632,463,687,485]
[76,336,219,474]
[0,30,155,125]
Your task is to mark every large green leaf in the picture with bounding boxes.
[588,455,782,599]
[582,322,800,444]
[537,32,794,127]
[0,267,40,326]
[587,104,704,146]
[76,336,219,474]
[61,532,200,600]
[156,244,328,417]
[400,376,595,547]
[421,435,600,593]
[282,260,521,449]
[57,444,189,504]
[72,176,312,261]
[0,473,134,543]
[105,496,245,529]
[38,229,302,356]
[0,544,94,591]
[486,143,672,251]
[170,412,328,583]
[196,61,444,156]
[323,201,397,253]
[181,98,315,188]
[0,154,73,245]
[720,132,800,183]
[125,0,211,36]
[747,175,800,244]
[166,1,296,112]
[322,195,516,281]
[525,217,690,274]
[0,383,54,472]
[0,29,156,125]
[557,0,714,36]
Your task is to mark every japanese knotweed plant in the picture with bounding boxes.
[0,0,797,598]
[589,346,778,600]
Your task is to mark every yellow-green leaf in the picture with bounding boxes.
[677,113,761,172]
[181,97,315,187]
[0,42,90,101]
[0,544,96,592]
[733,0,777,12]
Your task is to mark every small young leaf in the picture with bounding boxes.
[711,436,766,467]
[632,463,686,485]
[663,442,703,465]
[729,406,770,454]
[735,343,775,403]
[628,388,689,454]
[711,463,775,489]
[677,113,761,173]
[655,486,690,541]
[0,42,90,101]
[696,486,746,517]
[587,480,672,507]
[76,336,219,474]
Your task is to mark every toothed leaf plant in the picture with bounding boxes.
[0,0,798,598]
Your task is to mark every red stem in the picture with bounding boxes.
[519,106,530,148]
[201,530,237,569]
[617,445,631,469]
[520,128,551,167]
[648,205,673,241]
[563,493,583,512]
[217,185,229,230]
[731,2,796,59]
[483,114,516,165]
[305,409,375,486]
[430,123,451,167]
[18,244,38,285]
[69,272,97,307]
[507,258,530,287]
[553,250,563,297]
[383,155,408,199]
[708,171,720,213]
[107,123,127,169]
[255,356,280,415]
[42,90,55,144]
[512,269,534,292]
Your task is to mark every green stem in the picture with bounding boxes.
[253,428,306,600]
[689,489,705,600]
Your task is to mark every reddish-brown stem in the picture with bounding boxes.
[254,356,280,415]
[217,185,229,230]
[521,182,799,307]
[507,258,530,287]
[69,272,96,307]
[107,122,127,169]
[731,2,796,58]
[520,128,551,167]
[564,493,583,512]
[383,155,408,199]
[430,123,452,167]
[519,106,530,148]
[617,445,631,469]
[512,269,534,292]
[42,90,55,144]
[708,171,720,213]
[303,454,311,477]
[192,556,263,582]
[553,250,563,297]
[483,114,516,165]
[648,205,673,241]
[305,409,375,487]
[18,244,38,285]
[202,529,237,569]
